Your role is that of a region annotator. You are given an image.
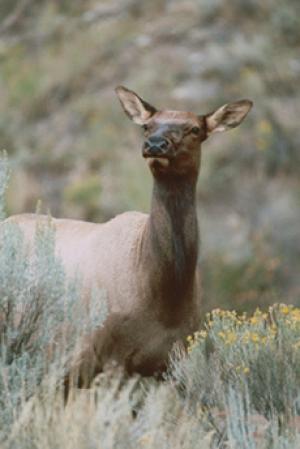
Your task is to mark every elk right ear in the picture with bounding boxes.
[205,99,253,135]
[115,86,157,125]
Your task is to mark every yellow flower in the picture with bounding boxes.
[238,313,247,323]
[291,309,300,322]
[254,308,263,316]
[218,330,237,345]
[260,336,268,345]
[236,365,250,375]
[243,332,250,343]
[250,333,260,343]
[225,332,237,345]
[280,304,291,315]
[213,308,222,315]
[250,316,259,325]
[250,309,268,324]
[199,330,207,339]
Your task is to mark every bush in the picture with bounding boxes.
[8,306,300,449]
[170,305,300,444]
[0,154,107,440]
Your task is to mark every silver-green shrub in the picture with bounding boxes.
[0,154,107,440]
[0,152,10,220]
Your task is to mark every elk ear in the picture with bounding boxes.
[115,86,157,125]
[205,99,253,135]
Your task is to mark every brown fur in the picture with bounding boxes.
[5,87,252,392]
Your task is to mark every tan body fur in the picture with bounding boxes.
[9,210,200,380]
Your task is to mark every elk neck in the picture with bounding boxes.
[138,172,199,319]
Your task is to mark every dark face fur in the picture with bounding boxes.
[141,112,207,177]
[115,86,253,179]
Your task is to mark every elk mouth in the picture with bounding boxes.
[143,155,170,168]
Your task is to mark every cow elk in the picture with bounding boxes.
[7,87,252,391]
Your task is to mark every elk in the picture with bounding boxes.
[8,87,252,389]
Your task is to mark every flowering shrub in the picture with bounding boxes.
[171,304,300,441]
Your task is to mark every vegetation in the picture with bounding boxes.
[0,0,299,312]
[5,304,300,448]
[0,154,107,442]
[0,0,299,447]
[1,153,300,448]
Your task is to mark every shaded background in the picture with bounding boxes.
[0,0,299,313]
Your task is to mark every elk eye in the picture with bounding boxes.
[191,127,200,135]
[142,124,148,131]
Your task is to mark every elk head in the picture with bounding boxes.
[115,86,253,179]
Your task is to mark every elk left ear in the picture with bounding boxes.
[205,99,253,135]
[115,86,157,125]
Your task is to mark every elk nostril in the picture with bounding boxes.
[159,140,168,151]
[149,146,162,156]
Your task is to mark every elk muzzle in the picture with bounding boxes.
[143,136,172,168]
